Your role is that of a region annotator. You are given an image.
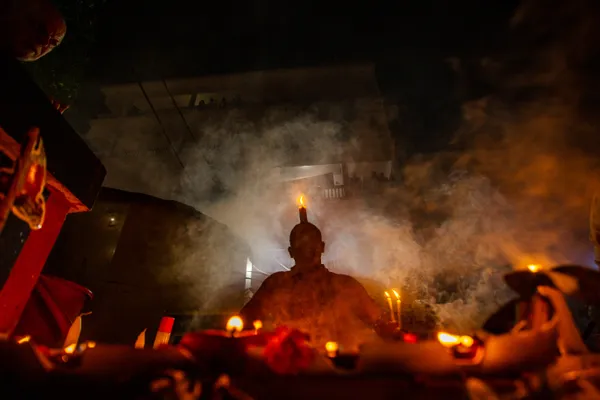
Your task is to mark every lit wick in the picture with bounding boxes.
[325,341,339,358]
[384,291,396,322]
[253,320,262,335]
[527,264,541,273]
[298,195,308,223]
[226,316,244,337]
[392,289,402,329]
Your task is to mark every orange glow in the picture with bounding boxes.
[87,341,97,349]
[226,316,244,333]
[437,332,460,347]
[253,320,263,330]
[392,289,400,300]
[64,344,77,354]
[297,195,306,209]
[384,291,391,298]
[527,264,541,273]
[325,341,338,355]
[437,332,475,348]
[17,335,30,344]
[460,336,474,347]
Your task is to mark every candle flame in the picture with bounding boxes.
[64,343,77,354]
[527,264,541,273]
[325,341,338,353]
[392,289,400,300]
[253,320,263,330]
[384,291,390,298]
[87,341,97,349]
[460,335,474,347]
[437,332,475,348]
[297,195,306,208]
[17,335,30,344]
[226,316,244,333]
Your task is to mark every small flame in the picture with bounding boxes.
[460,336,474,347]
[64,344,77,354]
[437,332,475,348]
[384,291,391,299]
[392,289,400,300]
[17,335,30,344]
[298,195,306,208]
[325,341,338,353]
[226,316,244,333]
[527,264,541,273]
[253,320,263,330]
[437,332,460,347]
[87,341,97,349]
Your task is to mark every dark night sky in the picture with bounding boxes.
[89,0,519,83]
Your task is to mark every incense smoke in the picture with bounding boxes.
[81,0,600,332]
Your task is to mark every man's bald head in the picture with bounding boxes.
[288,222,325,267]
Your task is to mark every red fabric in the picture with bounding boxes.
[13,275,92,348]
[262,326,315,375]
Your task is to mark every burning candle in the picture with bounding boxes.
[253,320,263,335]
[325,341,339,358]
[392,289,401,329]
[298,195,308,223]
[226,315,244,337]
[384,291,396,322]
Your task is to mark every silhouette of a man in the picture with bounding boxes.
[240,222,383,351]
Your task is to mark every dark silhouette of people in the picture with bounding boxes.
[240,222,383,351]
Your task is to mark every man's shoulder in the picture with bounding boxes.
[262,271,289,286]
[330,272,364,289]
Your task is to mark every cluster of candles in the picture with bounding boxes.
[384,289,402,328]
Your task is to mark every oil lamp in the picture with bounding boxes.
[437,332,482,362]
[253,320,262,335]
[325,341,339,358]
[226,316,244,337]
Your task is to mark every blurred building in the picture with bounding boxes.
[77,63,395,201]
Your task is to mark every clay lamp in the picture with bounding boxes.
[178,316,274,375]
[324,341,359,370]
[437,332,484,365]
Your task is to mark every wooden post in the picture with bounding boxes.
[0,189,70,336]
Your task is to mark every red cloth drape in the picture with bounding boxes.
[13,274,92,347]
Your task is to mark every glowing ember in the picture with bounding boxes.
[226,316,244,333]
[86,341,96,349]
[527,264,541,273]
[64,343,76,354]
[16,335,30,344]
[253,320,263,330]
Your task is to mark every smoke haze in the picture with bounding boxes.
[131,0,600,332]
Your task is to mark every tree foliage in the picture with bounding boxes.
[24,0,108,103]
